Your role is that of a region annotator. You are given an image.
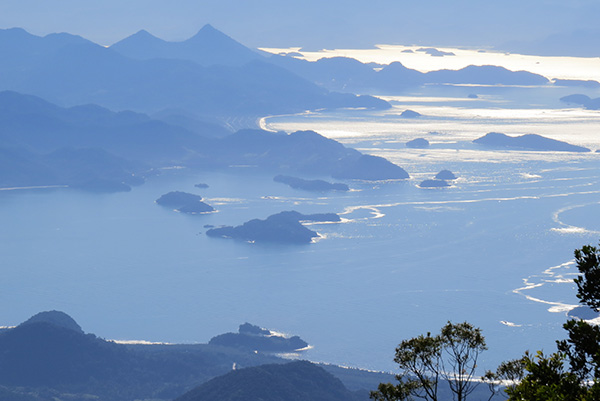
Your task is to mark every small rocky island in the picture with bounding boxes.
[435,169,457,180]
[406,138,430,149]
[274,175,349,192]
[419,179,450,188]
[208,323,309,353]
[473,132,591,152]
[156,191,215,214]
[206,211,340,244]
[400,109,422,118]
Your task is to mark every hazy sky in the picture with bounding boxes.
[0,0,598,49]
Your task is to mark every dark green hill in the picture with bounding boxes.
[0,312,285,401]
[20,310,83,333]
[175,361,366,401]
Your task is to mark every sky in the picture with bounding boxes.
[0,0,599,49]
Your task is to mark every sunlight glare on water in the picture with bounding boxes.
[260,44,600,81]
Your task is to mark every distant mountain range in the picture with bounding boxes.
[111,24,263,66]
[0,24,556,125]
[267,56,550,93]
[0,27,388,119]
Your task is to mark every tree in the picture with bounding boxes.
[574,243,600,312]
[483,357,526,400]
[492,241,600,400]
[370,321,487,401]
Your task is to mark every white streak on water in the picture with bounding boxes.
[0,185,68,191]
[513,261,579,314]
[110,339,174,345]
[551,203,600,235]
[500,321,522,327]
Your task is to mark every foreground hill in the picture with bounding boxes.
[0,312,287,401]
[0,311,395,401]
[175,361,366,401]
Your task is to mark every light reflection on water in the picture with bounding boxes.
[260,44,600,81]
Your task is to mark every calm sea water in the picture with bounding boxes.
[1,87,600,374]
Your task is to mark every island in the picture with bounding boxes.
[274,175,349,192]
[156,191,215,214]
[400,109,422,118]
[419,179,450,188]
[559,94,600,110]
[206,210,340,244]
[333,154,409,180]
[194,183,209,188]
[435,170,457,180]
[208,323,309,353]
[553,79,600,89]
[567,306,600,320]
[473,132,591,152]
[406,138,430,149]
[416,47,455,57]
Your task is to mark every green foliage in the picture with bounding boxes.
[574,243,600,312]
[493,240,600,400]
[483,357,526,400]
[505,351,586,401]
[370,322,487,401]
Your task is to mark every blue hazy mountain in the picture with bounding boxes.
[0,92,409,188]
[473,132,591,152]
[553,79,600,89]
[111,24,262,66]
[560,94,600,110]
[4,1,599,55]
[268,56,549,93]
[0,28,388,117]
[192,129,410,180]
[424,65,549,86]
[0,91,209,162]
[0,145,141,191]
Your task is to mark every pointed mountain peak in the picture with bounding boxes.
[200,23,217,32]
[111,29,165,50]
[20,310,84,334]
[188,24,233,42]
[131,29,159,39]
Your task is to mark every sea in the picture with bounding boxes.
[1,46,600,374]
